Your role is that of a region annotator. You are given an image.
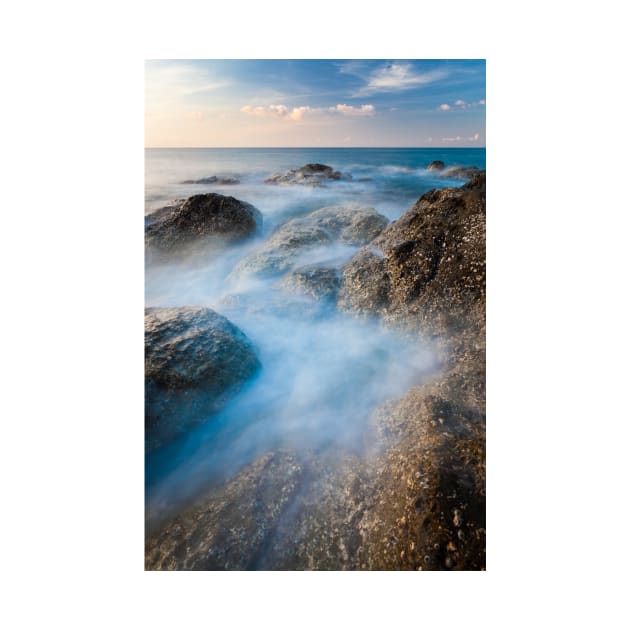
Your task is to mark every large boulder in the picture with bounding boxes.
[338,172,486,338]
[145,193,262,259]
[145,307,261,452]
[231,205,388,278]
[264,163,350,186]
[426,160,445,171]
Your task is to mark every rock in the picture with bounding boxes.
[145,451,302,570]
[281,265,341,302]
[426,160,445,171]
[439,165,481,180]
[264,163,350,186]
[180,176,240,185]
[231,205,388,278]
[145,307,261,452]
[338,172,486,339]
[337,248,390,317]
[145,193,262,260]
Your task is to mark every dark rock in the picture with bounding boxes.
[264,163,350,186]
[281,265,341,302]
[439,165,481,180]
[145,193,262,260]
[145,307,261,452]
[231,205,388,278]
[426,160,445,171]
[180,176,240,185]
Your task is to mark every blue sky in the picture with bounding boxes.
[145,59,485,147]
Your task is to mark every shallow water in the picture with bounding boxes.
[145,147,485,528]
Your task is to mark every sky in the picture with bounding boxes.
[145,59,485,148]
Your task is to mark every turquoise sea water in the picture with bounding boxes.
[145,147,485,528]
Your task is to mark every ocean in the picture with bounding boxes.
[145,147,485,528]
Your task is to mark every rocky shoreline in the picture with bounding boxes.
[145,163,486,570]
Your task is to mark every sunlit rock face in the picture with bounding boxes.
[338,172,486,338]
[145,307,261,452]
[145,193,262,260]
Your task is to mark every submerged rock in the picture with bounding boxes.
[180,176,240,185]
[145,307,261,452]
[145,193,262,260]
[231,205,388,278]
[426,160,446,171]
[264,163,350,186]
[439,165,481,180]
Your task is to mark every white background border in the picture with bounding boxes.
[2,1,628,628]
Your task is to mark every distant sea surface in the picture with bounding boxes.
[146,147,485,227]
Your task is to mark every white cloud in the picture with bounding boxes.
[240,103,376,121]
[441,132,481,142]
[439,98,486,111]
[355,63,447,96]
[332,103,375,116]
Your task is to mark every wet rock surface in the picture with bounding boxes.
[231,204,388,278]
[426,160,446,171]
[145,451,303,570]
[145,193,262,259]
[180,176,240,185]
[439,165,481,180]
[264,163,350,186]
[281,265,341,302]
[145,307,261,452]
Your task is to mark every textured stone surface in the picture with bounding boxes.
[231,204,388,278]
[338,172,486,339]
[145,193,261,259]
[145,307,261,452]
[145,452,303,570]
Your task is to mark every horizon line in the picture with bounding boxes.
[144,146,487,150]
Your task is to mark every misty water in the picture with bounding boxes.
[145,148,486,529]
